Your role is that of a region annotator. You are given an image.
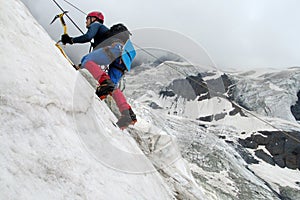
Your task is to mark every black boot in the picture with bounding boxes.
[95,79,115,100]
[116,108,137,129]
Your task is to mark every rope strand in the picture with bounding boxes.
[62,0,87,15]
[51,0,84,34]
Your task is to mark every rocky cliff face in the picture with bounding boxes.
[291,90,300,120]
[239,131,300,170]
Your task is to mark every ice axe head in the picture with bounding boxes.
[50,11,68,35]
[50,11,68,25]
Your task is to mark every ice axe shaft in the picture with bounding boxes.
[55,43,79,70]
[51,11,79,70]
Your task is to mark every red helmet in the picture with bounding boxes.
[86,11,104,21]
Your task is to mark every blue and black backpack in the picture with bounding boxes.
[107,23,136,72]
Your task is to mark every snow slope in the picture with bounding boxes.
[0,1,175,199]
[230,68,300,122]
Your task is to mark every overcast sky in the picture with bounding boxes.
[21,0,300,69]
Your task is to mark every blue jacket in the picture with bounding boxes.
[72,22,109,48]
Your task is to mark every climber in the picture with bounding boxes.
[61,11,137,129]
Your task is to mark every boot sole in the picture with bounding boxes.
[118,119,137,130]
[98,92,113,100]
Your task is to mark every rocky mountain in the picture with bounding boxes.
[123,61,300,199]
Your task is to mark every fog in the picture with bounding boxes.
[21,0,300,69]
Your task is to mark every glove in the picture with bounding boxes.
[61,34,73,45]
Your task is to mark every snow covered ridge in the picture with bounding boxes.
[230,67,300,123]
[124,62,300,199]
[151,64,300,170]
[169,67,300,171]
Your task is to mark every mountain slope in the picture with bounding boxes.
[124,61,300,199]
[0,1,175,199]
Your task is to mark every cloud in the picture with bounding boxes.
[21,0,300,69]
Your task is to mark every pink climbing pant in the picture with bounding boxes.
[84,61,131,113]
[84,61,109,84]
[112,88,131,113]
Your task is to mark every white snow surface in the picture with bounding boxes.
[0,1,177,199]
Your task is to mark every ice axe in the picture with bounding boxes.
[50,11,68,35]
[50,11,79,70]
